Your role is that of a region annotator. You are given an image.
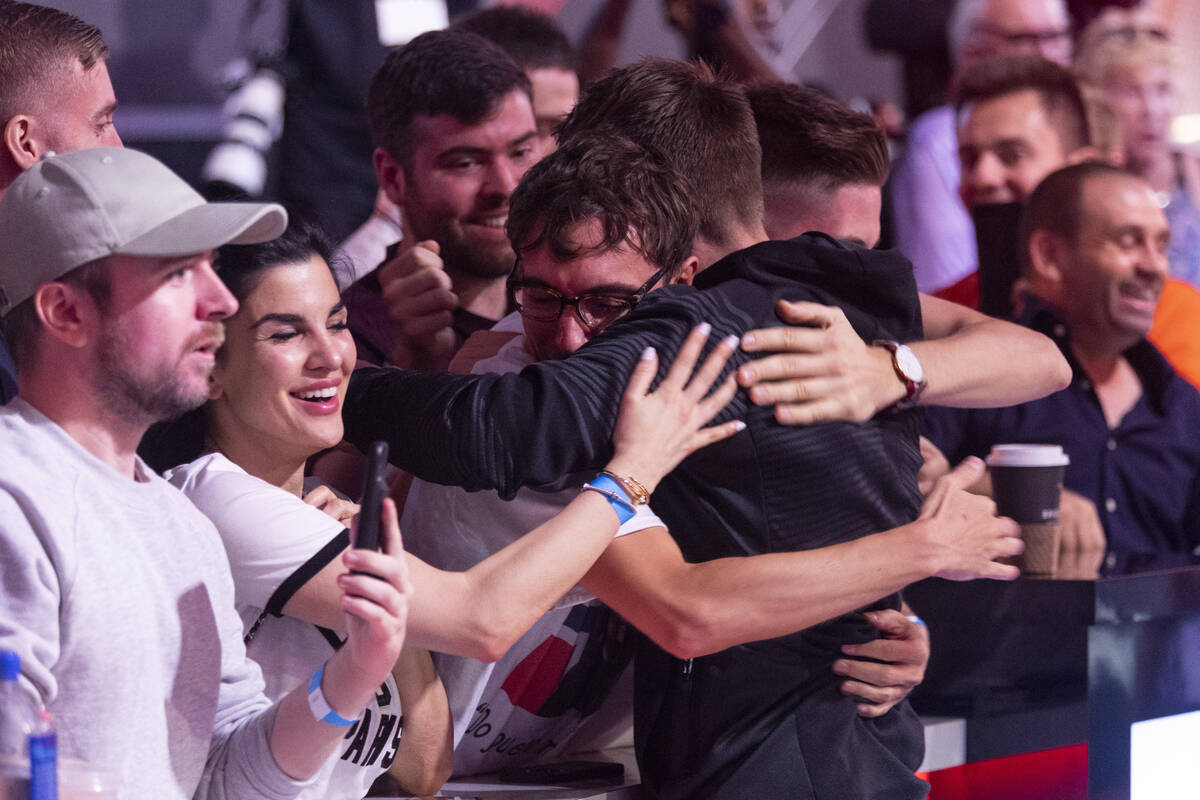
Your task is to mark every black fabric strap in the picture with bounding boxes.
[244,528,350,647]
[316,625,344,650]
[264,528,351,617]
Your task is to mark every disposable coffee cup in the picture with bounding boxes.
[986,444,1070,575]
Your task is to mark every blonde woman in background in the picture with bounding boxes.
[1075,7,1200,287]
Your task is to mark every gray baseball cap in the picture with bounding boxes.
[0,147,287,315]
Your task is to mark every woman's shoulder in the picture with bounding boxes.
[168,454,347,586]
[166,451,243,484]
[167,452,267,509]
[167,453,340,542]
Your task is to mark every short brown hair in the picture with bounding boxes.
[555,58,763,249]
[455,6,575,73]
[507,131,697,280]
[747,82,889,192]
[0,1,108,121]
[954,55,1091,153]
[1018,161,1134,275]
[366,29,531,163]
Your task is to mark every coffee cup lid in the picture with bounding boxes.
[985,444,1070,467]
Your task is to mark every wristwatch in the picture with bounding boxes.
[873,340,927,411]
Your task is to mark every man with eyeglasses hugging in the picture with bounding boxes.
[345,55,1081,796]
[389,127,1043,790]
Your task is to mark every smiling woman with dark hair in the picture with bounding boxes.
[149,214,741,798]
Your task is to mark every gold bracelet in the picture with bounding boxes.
[600,470,650,505]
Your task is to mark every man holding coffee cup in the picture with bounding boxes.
[984,444,1070,575]
[924,162,1200,576]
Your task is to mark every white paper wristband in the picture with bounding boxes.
[306,662,357,727]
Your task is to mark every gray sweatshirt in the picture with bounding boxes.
[0,399,311,799]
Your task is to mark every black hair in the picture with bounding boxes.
[367,29,532,163]
[1018,160,1134,275]
[556,57,763,249]
[455,6,575,72]
[747,82,890,191]
[217,213,340,302]
[955,55,1092,152]
[508,131,697,279]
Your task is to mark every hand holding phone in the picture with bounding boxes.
[355,441,389,554]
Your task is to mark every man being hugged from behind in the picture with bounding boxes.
[401,130,1030,782]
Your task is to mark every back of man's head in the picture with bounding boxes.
[366,29,531,164]
[507,131,697,281]
[0,0,107,123]
[747,83,888,245]
[748,82,888,198]
[555,57,763,251]
[455,6,574,73]
[955,55,1092,153]
[1018,160,1134,276]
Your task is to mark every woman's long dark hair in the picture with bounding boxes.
[138,213,340,474]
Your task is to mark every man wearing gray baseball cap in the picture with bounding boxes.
[0,147,413,798]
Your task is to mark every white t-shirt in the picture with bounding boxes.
[403,313,663,777]
[169,454,404,800]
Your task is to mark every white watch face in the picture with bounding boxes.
[895,344,924,383]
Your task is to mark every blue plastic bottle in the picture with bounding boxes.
[0,651,56,800]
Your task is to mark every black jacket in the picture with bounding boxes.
[344,234,930,798]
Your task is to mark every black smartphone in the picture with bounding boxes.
[355,440,389,553]
[497,760,624,787]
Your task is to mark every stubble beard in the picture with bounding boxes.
[436,224,516,281]
[94,321,217,427]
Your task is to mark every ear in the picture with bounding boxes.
[32,282,94,350]
[3,114,45,172]
[373,147,406,208]
[671,255,700,286]
[1026,229,1065,292]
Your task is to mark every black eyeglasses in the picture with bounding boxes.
[508,261,669,332]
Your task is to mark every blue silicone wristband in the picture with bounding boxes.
[583,474,637,524]
[307,663,357,727]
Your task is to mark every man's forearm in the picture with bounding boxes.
[267,647,389,781]
[386,648,453,796]
[914,294,1071,408]
[735,296,1070,425]
[582,523,942,660]
[343,305,706,496]
[343,365,615,497]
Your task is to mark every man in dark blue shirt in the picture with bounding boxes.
[925,162,1200,574]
